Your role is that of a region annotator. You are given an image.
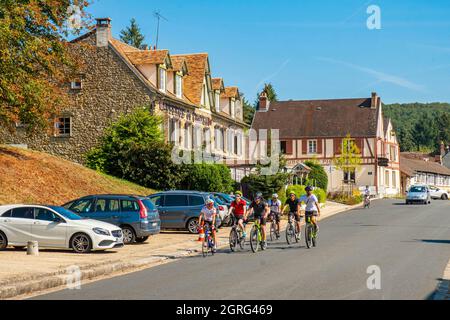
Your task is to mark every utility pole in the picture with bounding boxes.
[153,10,168,49]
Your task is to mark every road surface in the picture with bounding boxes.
[33,199,450,300]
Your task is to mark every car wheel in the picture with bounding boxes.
[121,226,136,244]
[71,233,92,254]
[442,194,448,200]
[187,218,199,234]
[135,236,149,243]
[0,231,7,250]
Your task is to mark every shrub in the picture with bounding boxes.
[241,172,289,200]
[285,185,326,203]
[327,191,363,205]
[180,163,234,193]
[304,161,328,191]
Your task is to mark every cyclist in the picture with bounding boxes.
[198,199,218,252]
[247,194,270,249]
[282,192,301,240]
[299,186,321,233]
[268,193,282,238]
[363,185,371,207]
[228,191,248,238]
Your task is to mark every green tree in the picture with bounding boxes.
[412,115,438,152]
[243,97,255,126]
[0,0,90,132]
[120,18,147,49]
[436,112,450,149]
[304,161,328,190]
[332,134,362,184]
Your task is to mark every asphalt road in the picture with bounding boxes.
[33,199,450,300]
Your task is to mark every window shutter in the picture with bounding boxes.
[334,138,342,154]
[317,139,323,154]
[286,140,293,155]
[356,138,363,154]
[302,140,308,155]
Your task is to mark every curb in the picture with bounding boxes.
[1,202,359,300]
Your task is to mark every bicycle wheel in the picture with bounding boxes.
[229,228,238,252]
[312,231,317,247]
[239,230,246,250]
[305,224,313,249]
[286,222,296,245]
[202,237,209,257]
[210,239,215,256]
[295,224,300,243]
[270,222,277,242]
[250,226,259,253]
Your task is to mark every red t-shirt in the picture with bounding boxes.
[231,199,246,216]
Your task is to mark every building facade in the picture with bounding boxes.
[252,92,401,196]
[0,18,249,174]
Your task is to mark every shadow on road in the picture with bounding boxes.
[417,239,450,244]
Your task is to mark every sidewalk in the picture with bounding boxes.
[0,201,358,299]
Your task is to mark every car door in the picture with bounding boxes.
[90,198,121,226]
[148,195,166,228]
[4,207,35,245]
[119,199,140,226]
[31,207,67,248]
[159,194,189,229]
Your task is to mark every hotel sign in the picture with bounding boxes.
[160,103,212,126]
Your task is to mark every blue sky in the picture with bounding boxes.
[83,0,450,104]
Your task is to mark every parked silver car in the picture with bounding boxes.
[406,185,431,205]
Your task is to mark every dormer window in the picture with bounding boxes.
[159,67,166,92]
[175,74,182,98]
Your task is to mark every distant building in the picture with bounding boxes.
[252,92,401,196]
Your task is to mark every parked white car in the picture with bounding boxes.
[429,186,449,200]
[0,205,124,253]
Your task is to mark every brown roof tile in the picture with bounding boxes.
[169,56,188,73]
[400,155,450,176]
[172,53,209,105]
[252,98,378,138]
[125,50,170,65]
[212,78,224,91]
[221,86,239,99]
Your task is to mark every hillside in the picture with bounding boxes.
[383,103,450,152]
[0,145,154,206]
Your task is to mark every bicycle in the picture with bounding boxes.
[363,195,371,209]
[269,212,280,242]
[305,215,318,249]
[250,218,266,253]
[285,212,300,245]
[229,219,247,252]
[201,224,215,257]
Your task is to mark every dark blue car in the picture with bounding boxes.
[63,195,161,244]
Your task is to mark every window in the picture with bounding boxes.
[189,196,204,206]
[392,172,397,188]
[169,118,179,145]
[308,140,317,154]
[149,195,164,207]
[95,199,120,213]
[385,171,390,187]
[343,171,356,183]
[35,208,59,222]
[70,199,94,214]
[120,200,139,212]
[164,195,188,207]
[215,93,220,112]
[54,117,71,137]
[231,99,235,118]
[1,210,11,217]
[71,80,82,90]
[11,207,34,219]
[175,74,182,98]
[159,67,166,92]
[234,135,238,155]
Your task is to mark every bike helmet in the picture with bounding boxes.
[272,193,279,198]
[235,191,243,196]
[206,199,215,205]
[256,192,263,198]
[289,192,296,197]
[305,186,313,192]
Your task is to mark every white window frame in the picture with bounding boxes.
[70,80,82,90]
[159,67,166,92]
[175,74,182,98]
[308,140,317,154]
[215,92,220,113]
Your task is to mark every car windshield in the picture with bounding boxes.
[49,206,83,220]
[141,199,157,211]
[409,186,426,193]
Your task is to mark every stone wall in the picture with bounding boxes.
[0,34,155,164]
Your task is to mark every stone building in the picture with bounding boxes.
[252,92,401,196]
[0,18,249,176]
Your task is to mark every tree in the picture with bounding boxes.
[332,134,362,185]
[436,112,450,149]
[304,160,328,190]
[120,18,147,49]
[412,114,438,152]
[243,98,255,126]
[0,0,90,133]
[255,83,278,109]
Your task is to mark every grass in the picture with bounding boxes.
[0,145,155,206]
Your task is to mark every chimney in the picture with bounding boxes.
[258,91,270,112]
[96,18,112,47]
[371,92,379,109]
